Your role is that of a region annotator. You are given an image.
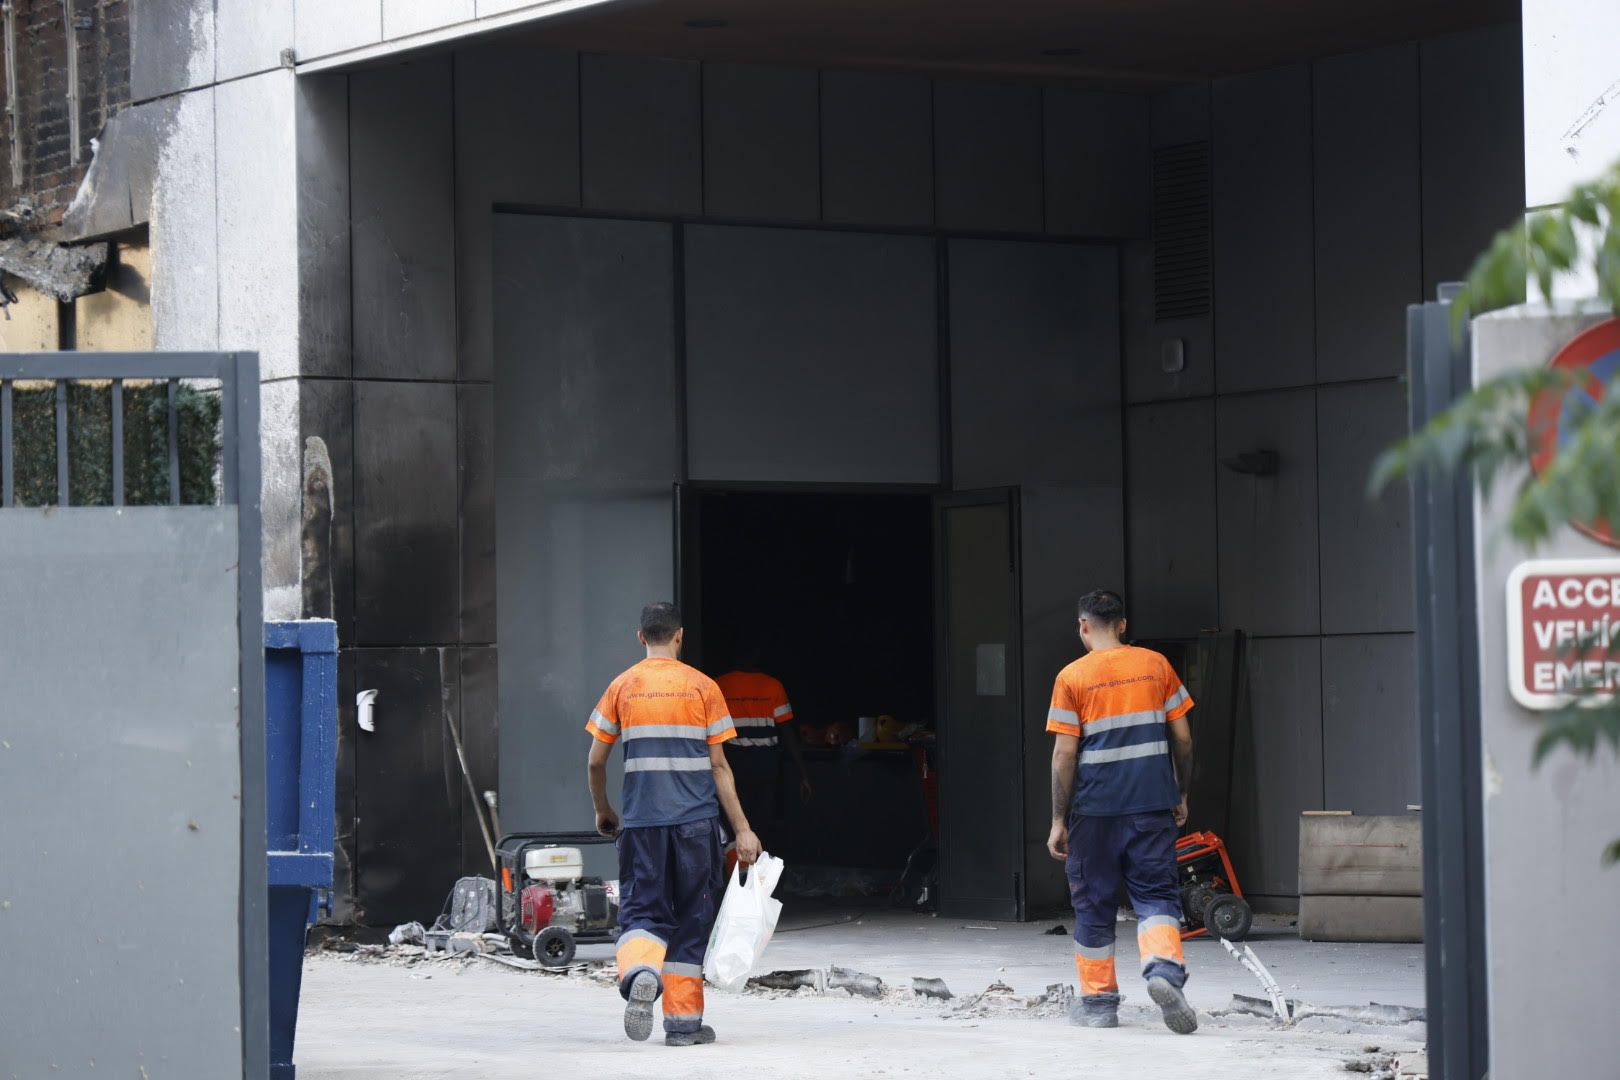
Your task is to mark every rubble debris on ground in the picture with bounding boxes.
[747,966,886,998]
[911,977,953,1000]
[1042,924,1069,936]
[1219,994,1427,1028]
[950,981,1076,1021]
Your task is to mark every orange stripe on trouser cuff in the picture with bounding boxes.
[1075,954,1118,996]
[616,930,667,982]
[1137,918,1185,968]
[662,972,704,1021]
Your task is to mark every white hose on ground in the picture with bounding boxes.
[1221,938,1290,1021]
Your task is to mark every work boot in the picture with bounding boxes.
[1146,975,1198,1035]
[623,971,659,1042]
[1070,992,1120,1028]
[665,1025,717,1047]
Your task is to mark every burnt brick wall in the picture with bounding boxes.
[0,0,129,231]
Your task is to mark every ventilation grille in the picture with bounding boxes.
[1152,141,1212,322]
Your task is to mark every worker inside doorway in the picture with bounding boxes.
[1046,589,1198,1035]
[716,639,812,868]
[585,602,761,1047]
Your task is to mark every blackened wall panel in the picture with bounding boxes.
[459,384,496,644]
[455,46,580,383]
[459,646,499,876]
[493,214,678,874]
[581,54,702,216]
[703,64,820,222]
[1216,389,1320,637]
[350,56,456,381]
[1229,637,1324,897]
[1420,25,1525,297]
[685,225,938,484]
[933,81,1042,234]
[296,75,353,379]
[1313,45,1421,384]
[1125,400,1218,639]
[354,381,460,645]
[1044,88,1150,239]
[354,647,463,925]
[1213,65,1314,394]
[947,238,1124,910]
[300,378,356,639]
[820,70,933,228]
[328,650,359,923]
[1318,380,1414,634]
[1322,634,1420,815]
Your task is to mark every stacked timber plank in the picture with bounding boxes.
[1297,812,1423,943]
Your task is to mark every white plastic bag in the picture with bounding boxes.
[704,853,785,992]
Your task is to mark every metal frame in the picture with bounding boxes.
[1407,295,1488,1080]
[0,351,266,1080]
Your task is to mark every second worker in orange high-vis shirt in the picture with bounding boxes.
[1047,589,1199,1035]
[585,602,761,1048]
[715,641,812,858]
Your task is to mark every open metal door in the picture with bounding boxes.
[934,488,1024,919]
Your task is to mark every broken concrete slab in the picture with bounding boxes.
[0,239,110,302]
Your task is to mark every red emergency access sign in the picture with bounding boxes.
[1506,559,1620,709]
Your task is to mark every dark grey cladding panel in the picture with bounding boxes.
[933,80,1042,234]
[1151,83,1210,147]
[1318,380,1414,634]
[1122,238,1215,403]
[130,0,213,101]
[350,56,456,381]
[329,648,359,924]
[297,75,353,379]
[1322,634,1420,815]
[1229,637,1324,897]
[820,70,933,228]
[353,381,460,646]
[459,383,495,645]
[454,46,579,382]
[685,225,938,484]
[1213,65,1315,394]
[299,378,356,640]
[703,63,820,222]
[353,647,464,926]
[581,54,702,216]
[1216,389,1320,637]
[1420,25,1525,297]
[1313,45,1421,384]
[1125,400,1218,639]
[1044,88,1150,239]
[949,239,1120,488]
[459,646,499,876]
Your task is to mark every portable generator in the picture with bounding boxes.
[1175,830,1253,941]
[495,832,618,967]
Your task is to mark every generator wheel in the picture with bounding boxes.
[510,933,535,961]
[535,926,577,968]
[1205,895,1253,941]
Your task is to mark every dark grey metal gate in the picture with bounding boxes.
[1407,291,1488,1080]
[0,352,266,1079]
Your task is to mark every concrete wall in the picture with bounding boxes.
[1472,306,1620,1077]
[1122,25,1524,902]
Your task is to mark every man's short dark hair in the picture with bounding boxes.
[1078,589,1126,628]
[640,602,682,645]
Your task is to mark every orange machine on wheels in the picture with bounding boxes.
[1175,831,1252,940]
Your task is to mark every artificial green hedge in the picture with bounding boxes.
[10,382,220,507]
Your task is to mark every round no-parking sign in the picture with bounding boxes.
[1527,318,1620,548]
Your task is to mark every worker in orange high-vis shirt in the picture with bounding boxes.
[1047,589,1198,1035]
[715,641,812,855]
[586,602,762,1047]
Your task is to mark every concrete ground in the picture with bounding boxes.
[296,911,1425,1079]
